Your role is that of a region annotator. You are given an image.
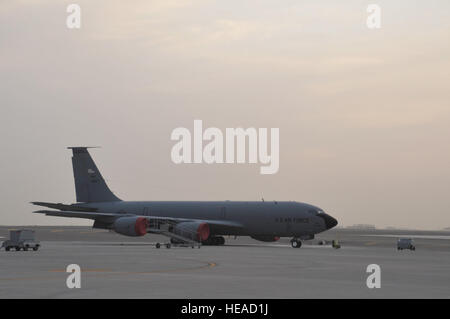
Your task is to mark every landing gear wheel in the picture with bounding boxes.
[291,239,302,248]
[166,243,171,249]
[156,243,161,249]
[217,236,225,245]
[202,236,225,246]
[33,247,39,251]
[211,236,225,245]
[15,247,21,251]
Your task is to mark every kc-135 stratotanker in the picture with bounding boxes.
[32,147,338,248]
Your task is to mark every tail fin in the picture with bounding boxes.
[68,147,121,203]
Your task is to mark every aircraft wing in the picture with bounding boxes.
[143,216,244,234]
[32,210,244,232]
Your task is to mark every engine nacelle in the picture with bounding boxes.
[250,235,280,242]
[113,216,148,237]
[173,221,210,241]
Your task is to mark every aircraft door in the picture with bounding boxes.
[286,217,293,234]
[220,207,227,219]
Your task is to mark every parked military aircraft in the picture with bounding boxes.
[32,147,337,248]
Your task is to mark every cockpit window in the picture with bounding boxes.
[308,209,325,215]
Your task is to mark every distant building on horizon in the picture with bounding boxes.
[346,224,376,230]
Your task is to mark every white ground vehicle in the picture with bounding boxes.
[1,230,40,251]
[397,238,415,251]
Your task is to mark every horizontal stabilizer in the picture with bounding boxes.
[33,210,121,220]
[31,202,98,212]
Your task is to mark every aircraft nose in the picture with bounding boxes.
[321,214,338,229]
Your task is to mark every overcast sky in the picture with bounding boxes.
[1,1,449,229]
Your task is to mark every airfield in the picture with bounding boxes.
[1,226,450,298]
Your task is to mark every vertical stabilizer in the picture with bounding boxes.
[68,147,121,203]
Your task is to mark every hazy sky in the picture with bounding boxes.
[1,1,449,229]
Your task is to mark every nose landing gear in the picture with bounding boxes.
[290,238,302,248]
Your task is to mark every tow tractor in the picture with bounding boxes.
[1,229,40,251]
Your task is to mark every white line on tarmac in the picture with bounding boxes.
[360,234,450,240]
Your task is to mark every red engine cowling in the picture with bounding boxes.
[173,222,210,241]
[113,216,148,237]
[250,235,280,242]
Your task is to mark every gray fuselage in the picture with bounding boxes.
[79,200,337,238]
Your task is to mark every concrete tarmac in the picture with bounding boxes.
[0,227,450,298]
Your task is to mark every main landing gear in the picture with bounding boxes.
[202,236,225,246]
[290,238,302,248]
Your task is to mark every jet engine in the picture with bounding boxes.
[173,221,210,241]
[250,235,280,242]
[113,216,148,237]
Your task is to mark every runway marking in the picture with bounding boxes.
[50,230,65,233]
[118,262,217,275]
[0,275,62,282]
[0,262,216,283]
[49,268,113,273]
[361,234,450,240]
[78,231,106,234]
[364,241,378,246]
[47,262,217,276]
